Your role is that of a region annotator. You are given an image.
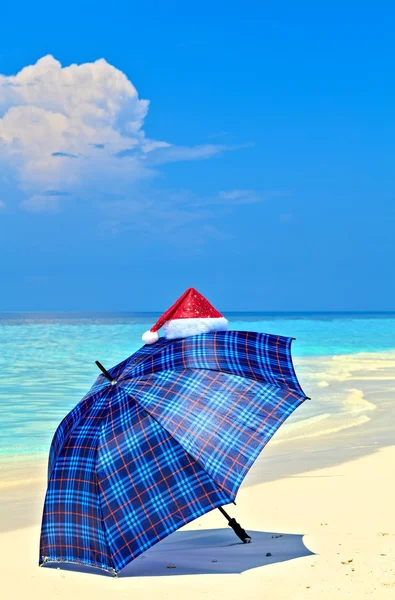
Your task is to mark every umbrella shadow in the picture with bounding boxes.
[120,527,314,577]
[43,528,313,577]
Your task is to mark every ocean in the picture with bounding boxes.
[1,311,395,458]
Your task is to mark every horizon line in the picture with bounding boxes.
[1,310,395,315]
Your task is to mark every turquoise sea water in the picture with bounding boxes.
[1,312,394,457]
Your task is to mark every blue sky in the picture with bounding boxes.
[0,1,394,311]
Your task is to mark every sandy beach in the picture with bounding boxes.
[2,4,394,595]
[1,351,394,598]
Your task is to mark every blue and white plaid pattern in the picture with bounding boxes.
[40,331,307,574]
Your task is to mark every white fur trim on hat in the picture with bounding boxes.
[164,317,228,340]
[142,330,160,344]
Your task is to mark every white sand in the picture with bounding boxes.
[1,351,394,598]
[1,445,394,599]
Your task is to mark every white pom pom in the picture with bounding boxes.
[142,330,159,345]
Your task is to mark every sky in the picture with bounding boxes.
[0,1,394,312]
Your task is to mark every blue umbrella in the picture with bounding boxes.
[39,330,308,576]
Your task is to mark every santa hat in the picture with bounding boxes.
[142,287,228,344]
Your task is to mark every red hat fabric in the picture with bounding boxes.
[142,287,228,344]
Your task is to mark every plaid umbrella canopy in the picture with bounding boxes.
[39,330,307,575]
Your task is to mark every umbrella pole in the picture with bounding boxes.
[218,506,251,543]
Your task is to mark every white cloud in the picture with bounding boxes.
[187,188,293,208]
[0,200,5,209]
[20,192,65,212]
[216,189,294,206]
[218,189,260,203]
[143,144,229,165]
[0,55,228,212]
[96,186,290,242]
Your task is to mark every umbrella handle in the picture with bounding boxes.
[228,517,252,544]
[218,506,252,543]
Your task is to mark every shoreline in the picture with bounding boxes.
[1,349,394,535]
[2,348,394,458]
